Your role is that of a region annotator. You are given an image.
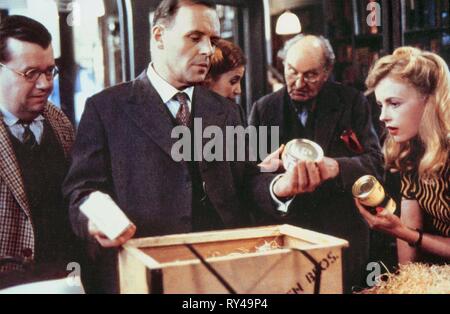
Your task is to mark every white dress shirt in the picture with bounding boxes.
[146,63,194,117]
[0,105,44,144]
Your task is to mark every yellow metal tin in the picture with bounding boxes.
[352,175,396,214]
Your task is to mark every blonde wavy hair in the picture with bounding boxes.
[366,47,450,179]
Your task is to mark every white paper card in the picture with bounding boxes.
[80,191,131,240]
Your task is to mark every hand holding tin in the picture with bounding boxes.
[354,198,403,237]
[273,160,322,197]
[316,157,340,181]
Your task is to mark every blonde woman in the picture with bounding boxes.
[356,47,450,263]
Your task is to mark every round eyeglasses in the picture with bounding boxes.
[285,65,327,84]
[0,62,59,82]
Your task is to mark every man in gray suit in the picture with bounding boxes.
[63,0,308,293]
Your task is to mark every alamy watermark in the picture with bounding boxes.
[66,262,82,287]
[366,261,383,287]
[170,118,279,171]
[367,1,382,27]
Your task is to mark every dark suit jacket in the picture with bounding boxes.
[249,82,383,292]
[63,71,275,293]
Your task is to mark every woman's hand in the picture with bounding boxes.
[354,198,404,236]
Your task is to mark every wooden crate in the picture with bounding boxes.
[118,224,349,294]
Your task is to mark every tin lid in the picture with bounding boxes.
[352,175,377,198]
[284,139,324,162]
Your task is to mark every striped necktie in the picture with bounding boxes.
[19,121,37,149]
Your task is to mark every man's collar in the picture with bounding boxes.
[290,97,317,112]
[146,63,194,103]
[0,105,45,126]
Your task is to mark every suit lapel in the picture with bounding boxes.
[43,102,74,158]
[0,115,31,217]
[121,71,183,157]
[192,86,226,140]
[314,83,344,154]
[282,90,304,143]
[192,87,229,174]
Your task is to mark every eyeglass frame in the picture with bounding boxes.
[284,62,329,84]
[0,62,59,82]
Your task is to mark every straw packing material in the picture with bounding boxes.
[359,263,450,294]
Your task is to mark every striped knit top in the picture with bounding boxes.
[400,161,449,237]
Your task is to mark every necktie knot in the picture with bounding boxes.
[18,120,37,149]
[174,92,190,126]
[175,92,188,104]
[299,107,308,127]
[292,100,314,127]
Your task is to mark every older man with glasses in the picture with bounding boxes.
[249,34,383,293]
[0,15,79,281]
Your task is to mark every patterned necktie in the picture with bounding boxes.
[175,92,190,126]
[19,121,37,149]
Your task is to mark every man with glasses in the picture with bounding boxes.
[0,15,78,279]
[249,35,383,292]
